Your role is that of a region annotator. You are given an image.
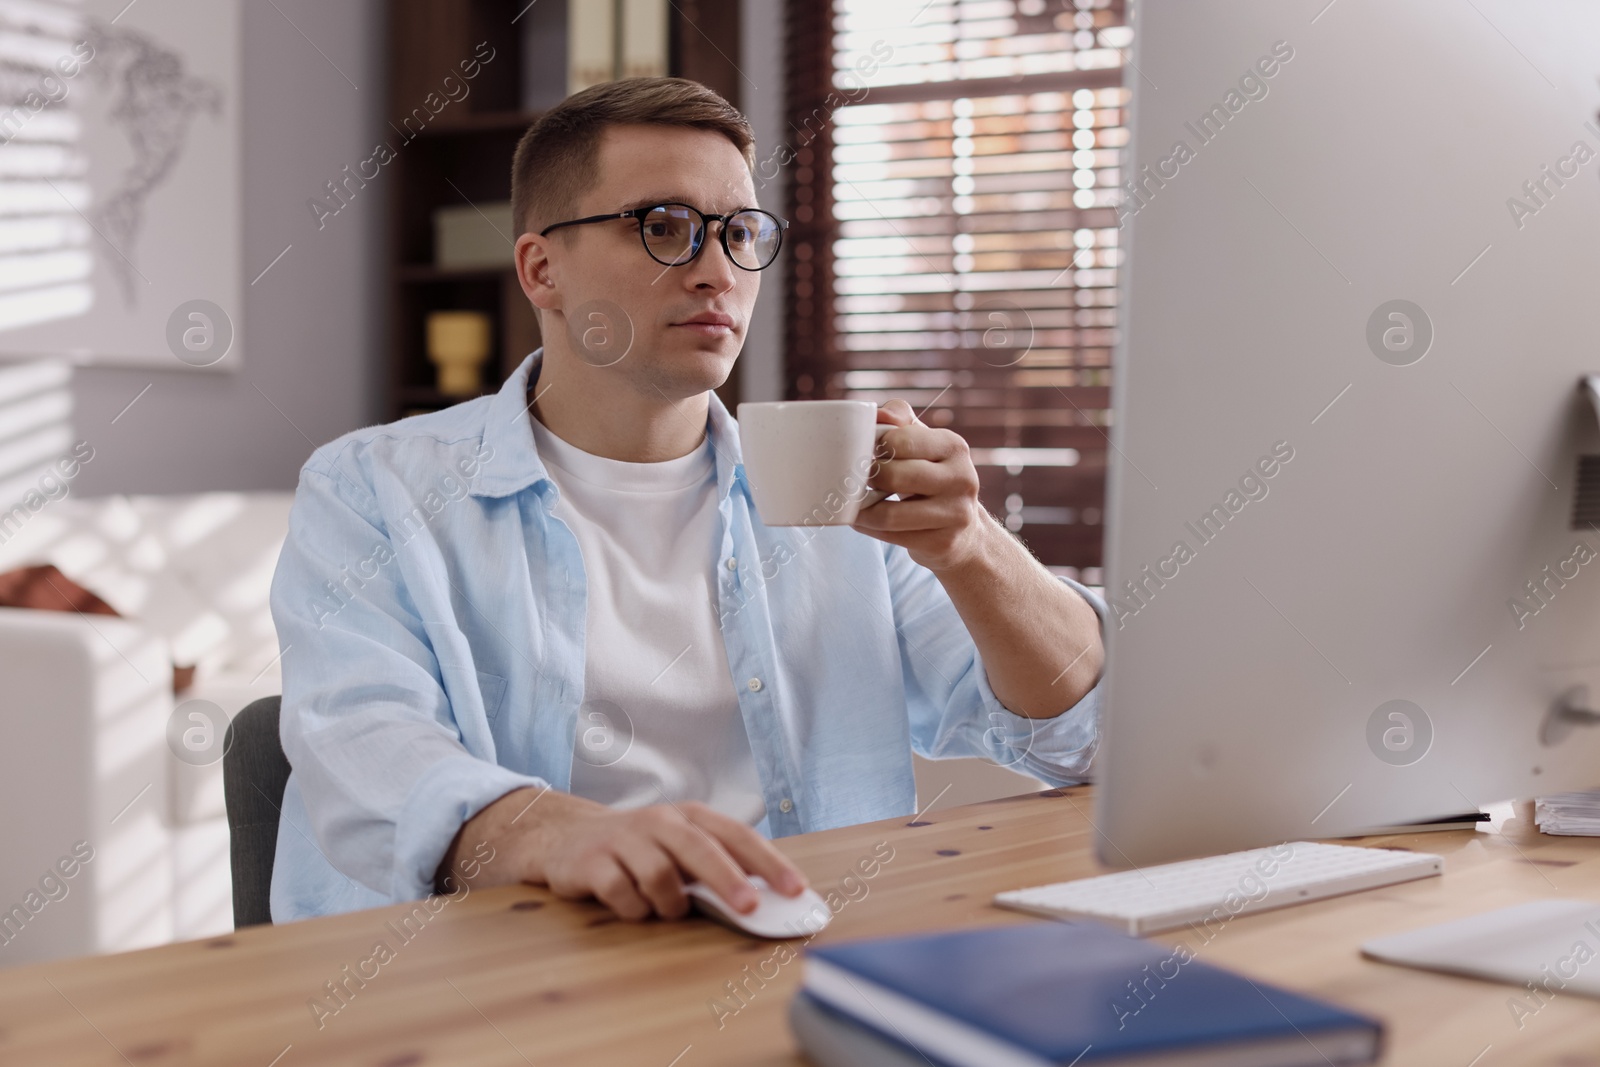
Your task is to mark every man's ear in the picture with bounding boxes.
[515,232,561,313]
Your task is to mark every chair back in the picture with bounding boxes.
[222,696,291,928]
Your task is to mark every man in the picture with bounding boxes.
[269,77,1106,924]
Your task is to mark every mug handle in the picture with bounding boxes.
[859,422,894,510]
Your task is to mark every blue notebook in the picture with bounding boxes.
[801,922,1382,1067]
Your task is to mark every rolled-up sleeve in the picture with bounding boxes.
[270,462,547,903]
[883,542,1106,786]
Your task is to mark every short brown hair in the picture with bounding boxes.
[510,77,755,239]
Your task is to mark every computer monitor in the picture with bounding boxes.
[1096,0,1600,866]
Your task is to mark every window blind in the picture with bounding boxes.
[784,0,1130,579]
[0,0,91,333]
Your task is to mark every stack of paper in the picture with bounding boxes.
[1534,790,1600,835]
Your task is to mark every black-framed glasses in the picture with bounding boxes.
[539,202,789,271]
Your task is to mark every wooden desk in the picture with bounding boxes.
[3,786,1599,1066]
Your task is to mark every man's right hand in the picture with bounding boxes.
[438,786,809,921]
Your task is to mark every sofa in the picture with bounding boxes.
[0,492,292,968]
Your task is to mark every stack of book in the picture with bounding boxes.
[1535,790,1600,835]
[791,922,1382,1067]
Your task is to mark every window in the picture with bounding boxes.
[0,0,92,332]
[0,1,84,523]
[784,0,1131,580]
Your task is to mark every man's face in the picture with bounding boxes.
[527,124,762,400]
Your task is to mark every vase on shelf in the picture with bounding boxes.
[426,311,492,397]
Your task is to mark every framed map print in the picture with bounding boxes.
[0,0,242,370]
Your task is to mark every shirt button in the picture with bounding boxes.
[725,557,738,571]
[747,677,763,692]
[779,798,794,813]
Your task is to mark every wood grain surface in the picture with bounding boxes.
[2,786,1599,1066]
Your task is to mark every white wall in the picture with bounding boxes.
[70,0,386,496]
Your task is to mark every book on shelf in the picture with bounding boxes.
[568,0,669,94]
[621,0,668,79]
[567,0,614,94]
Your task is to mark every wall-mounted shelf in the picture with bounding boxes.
[408,109,544,137]
[396,264,516,283]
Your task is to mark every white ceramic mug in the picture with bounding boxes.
[737,400,891,526]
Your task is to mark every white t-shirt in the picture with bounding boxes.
[530,415,766,826]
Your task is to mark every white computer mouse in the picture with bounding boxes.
[684,875,832,939]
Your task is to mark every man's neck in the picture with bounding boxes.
[529,347,712,463]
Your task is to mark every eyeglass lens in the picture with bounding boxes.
[641,204,782,270]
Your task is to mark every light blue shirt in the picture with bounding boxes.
[268,351,1106,921]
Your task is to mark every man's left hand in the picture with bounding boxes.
[851,399,997,573]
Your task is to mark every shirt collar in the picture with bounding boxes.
[470,349,748,502]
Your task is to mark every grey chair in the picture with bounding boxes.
[222,696,291,928]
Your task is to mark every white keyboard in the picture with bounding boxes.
[995,842,1443,936]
